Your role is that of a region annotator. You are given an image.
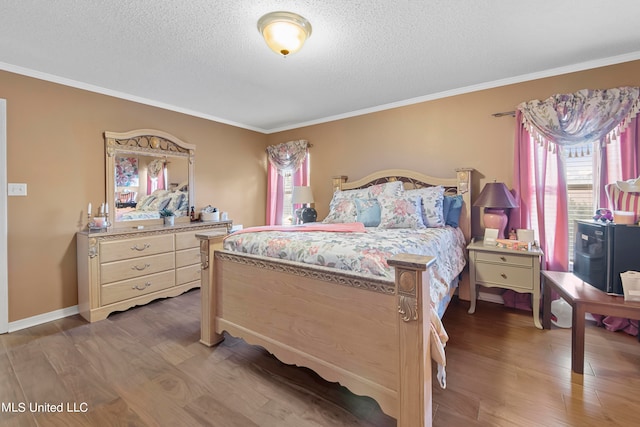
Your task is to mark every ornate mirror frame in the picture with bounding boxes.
[105,129,195,229]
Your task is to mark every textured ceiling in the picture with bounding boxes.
[1,1,640,133]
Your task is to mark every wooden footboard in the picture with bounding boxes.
[198,235,435,427]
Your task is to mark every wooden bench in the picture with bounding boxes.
[541,270,640,374]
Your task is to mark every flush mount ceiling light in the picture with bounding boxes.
[257,11,312,57]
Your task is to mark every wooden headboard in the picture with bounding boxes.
[331,168,473,243]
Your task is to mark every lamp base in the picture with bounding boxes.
[297,207,317,223]
[483,208,508,239]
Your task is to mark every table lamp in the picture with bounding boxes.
[474,181,518,239]
[292,186,317,223]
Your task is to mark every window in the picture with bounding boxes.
[282,172,294,225]
[266,146,310,226]
[564,140,624,262]
[565,148,594,262]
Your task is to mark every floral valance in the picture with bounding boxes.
[266,139,309,175]
[147,159,165,178]
[517,87,640,151]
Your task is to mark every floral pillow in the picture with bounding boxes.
[323,189,366,223]
[323,181,404,223]
[366,181,404,198]
[405,186,445,227]
[377,194,425,229]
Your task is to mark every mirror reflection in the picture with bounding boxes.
[114,155,190,221]
[105,130,195,228]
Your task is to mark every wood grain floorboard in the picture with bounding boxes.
[1,289,640,426]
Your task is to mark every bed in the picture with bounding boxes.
[198,168,473,427]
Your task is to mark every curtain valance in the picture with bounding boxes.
[266,140,309,175]
[147,159,165,178]
[517,87,640,152]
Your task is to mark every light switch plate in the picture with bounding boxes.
[8,183,27,196]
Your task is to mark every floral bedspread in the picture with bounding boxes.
[224,226,467,315]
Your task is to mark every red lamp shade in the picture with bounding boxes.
[474,182,518,239]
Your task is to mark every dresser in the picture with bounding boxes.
[77,221,230,322]
[467,239,543,329]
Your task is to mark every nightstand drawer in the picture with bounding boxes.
[475,263,534,290]
[475,251,532,267]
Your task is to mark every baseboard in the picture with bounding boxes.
[7,305,79,333]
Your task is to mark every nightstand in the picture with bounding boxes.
[467,239,543,329]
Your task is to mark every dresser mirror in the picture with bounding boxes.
[105,129,195,228]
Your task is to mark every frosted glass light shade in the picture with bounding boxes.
[258,11,312,56]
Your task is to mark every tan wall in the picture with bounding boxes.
[267,60,640,238]
[1,71,267,322]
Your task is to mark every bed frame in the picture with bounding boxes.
[197,168,473,427]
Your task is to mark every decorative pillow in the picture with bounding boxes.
[322,190,365,223]
[157,197,172,211]
[366,181,404,198]
[355,198,381,227]
[167,192,186,212]
[405,186,445,227]
[443,194,463,227]
[377,195,425,229]
[137,195,156,210]
[323,181,403,223]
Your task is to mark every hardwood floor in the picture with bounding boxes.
[1,290,639,426]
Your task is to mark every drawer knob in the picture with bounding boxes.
[131,243,151,251]
[132,282,152,291]
[131,263,151,271]
[500,273,507,279]
[500,256,507,262]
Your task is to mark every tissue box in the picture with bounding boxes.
[201,212,219,221]
[621,271,640,302]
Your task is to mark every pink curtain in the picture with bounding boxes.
[593,116,640,336]
[266,139,311,225]
[597,116,640,207]
[266,156,309,225]
[146,160,165,195]
[514,107,640,336]
[511,110,569,272]
[266,165,284,225]
[292,156,310,214]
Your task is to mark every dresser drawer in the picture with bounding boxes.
[475,251,532,267]
[176,264,201,286]
[175,231,201,251]
[176,247,200,268]
[100,252,175,284]
[100,234,174,263]
[101,270,175,305]
[475,263,534,290]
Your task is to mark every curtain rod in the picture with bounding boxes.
[492,111,516,118]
